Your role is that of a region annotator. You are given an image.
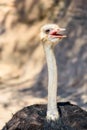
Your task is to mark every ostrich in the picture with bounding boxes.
[2,24,87,130]
[40,24,66,121]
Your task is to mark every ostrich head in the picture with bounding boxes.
[40,24,66,44]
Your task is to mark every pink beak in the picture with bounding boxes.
[49,28,66,38]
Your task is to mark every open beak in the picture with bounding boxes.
[49,28,67,39]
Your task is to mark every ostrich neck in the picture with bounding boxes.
[43,42,59,120]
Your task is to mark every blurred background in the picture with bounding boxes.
[0,0,87,128]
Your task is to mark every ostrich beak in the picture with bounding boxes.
[49,28,67,39]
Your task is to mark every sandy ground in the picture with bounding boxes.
[0,63,46,129]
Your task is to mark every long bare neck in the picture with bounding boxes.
[43,42,59,120]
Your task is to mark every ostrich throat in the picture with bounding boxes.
[43,41,59,120]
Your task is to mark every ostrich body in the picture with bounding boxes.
[2,24,87,130]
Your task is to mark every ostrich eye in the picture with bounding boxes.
[45,29,50,33]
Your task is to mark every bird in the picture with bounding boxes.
[2,24,87,130]
[40,24,66,121]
